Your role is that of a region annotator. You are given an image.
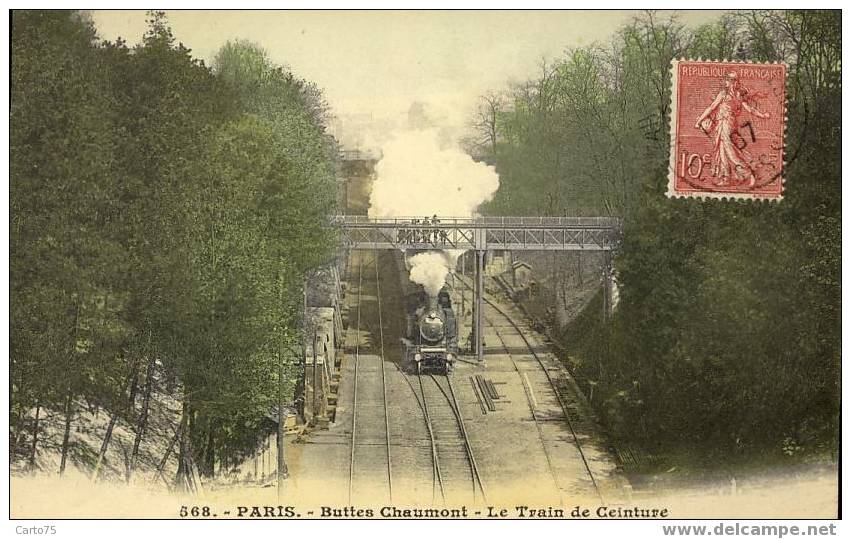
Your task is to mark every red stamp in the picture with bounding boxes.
[668,60,787,200]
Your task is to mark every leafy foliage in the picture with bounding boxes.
[10,11,338,475]
[477,11,840,463]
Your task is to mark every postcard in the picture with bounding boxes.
[8,8,840,526]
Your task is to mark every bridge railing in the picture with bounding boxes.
[330,215,621,229]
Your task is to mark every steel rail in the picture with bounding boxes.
[429,374,487,503]
[390,250,443,503]
[347,255,363,503]
[444,374,488,503]
[457,275,603,503]
[484,296,604,504]
[396,365,443,503]
[415,371,447,503]
[373,249,393,502]
[488,318,563,505]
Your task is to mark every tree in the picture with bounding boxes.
[10,10,125,472]
[469,92,505,160]
[11,11,339,484]
[477,10,840,464]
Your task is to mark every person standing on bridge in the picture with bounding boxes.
[411,218,420,243]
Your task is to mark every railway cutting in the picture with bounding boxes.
[287,247,625,507]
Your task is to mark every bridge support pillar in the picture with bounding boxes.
[602,250,613,321]
[475,249,485,362]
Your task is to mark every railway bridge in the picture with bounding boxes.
[331,215,621,360]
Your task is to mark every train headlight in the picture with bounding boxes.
[414,353,422,362]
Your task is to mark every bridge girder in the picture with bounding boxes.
[332,216,620,251]
[331,215,621,364]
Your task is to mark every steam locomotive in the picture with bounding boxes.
[404,285,459,374]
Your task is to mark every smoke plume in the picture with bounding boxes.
[408,251,454,297]
[368,128,499,219]
[367,125,499,295]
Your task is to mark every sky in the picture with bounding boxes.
[92,10,725,150]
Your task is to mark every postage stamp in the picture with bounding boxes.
[667,59,787,200]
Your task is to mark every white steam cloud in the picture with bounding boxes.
[408,251,454,297]
[367,126,500,296]
[368,128,499,219]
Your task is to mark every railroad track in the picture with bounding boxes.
[348,251,393,503]
[389,249,486,504]
[415,372,487,504]
[458,274,604,503]
[397,368,443,503]
[394,325,486,502]
[345,252,489,505]
[488,316,563,504]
